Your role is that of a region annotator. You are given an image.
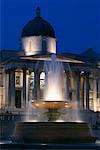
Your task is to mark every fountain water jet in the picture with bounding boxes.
[13,54,96,144]
[29,54,69,122]
[44,54,65,101]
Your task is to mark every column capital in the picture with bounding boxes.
[65,69,69,73]
[85,72,90,76]
[65,70,70,74]
[71,71,80,78]
[74,68,81,73]
[5,69,9,74]
[28,68,34,74]
[6,68,16,73]
[22,64,29,71]
[11,67,16,71]
[85,72,90,110]
[34,69,41,75]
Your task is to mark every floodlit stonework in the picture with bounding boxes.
[0,7,100,113]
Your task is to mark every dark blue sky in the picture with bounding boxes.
[1,0,100,54]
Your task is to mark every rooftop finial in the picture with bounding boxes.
[36,6,41,17]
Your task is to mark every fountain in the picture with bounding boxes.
[13,54,96,144]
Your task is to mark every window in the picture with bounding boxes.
[15,69,23,87]
[16,76,20,85]
[15,90,21,108]
[29,72,34,89]
[29,40,32,52]
[42,38,47,53]
[40,72,45,89]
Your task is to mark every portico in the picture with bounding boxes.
[1,56,99,113]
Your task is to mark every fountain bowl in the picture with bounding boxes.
[12,122,96,144]
[31,101,69,109]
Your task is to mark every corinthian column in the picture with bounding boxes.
[93,78,97,112]
[23,68,26,108]
[76,71,80,102]
[71,72,76,101]
[81,73,85,108]
[4,71,9,107]
[66,72,70,101]
[33,71,40,100]
[85,72,90,110]
[7,70,11,107]
[11,69,15,108]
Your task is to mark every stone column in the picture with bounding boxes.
[33,71,40,100]
[45,72,48,89]
[81,74,85,108]
[26,69,29,107]
[43,71,48,99]
[75,72,80,102]
[71,72,76,101]
[4,71,9,107]
[2,70,6,107]
[93,78,97,112]
[28,69,34,101]
[11,69,15,108]
[7,70,11,107]
[85,72,90,110]
[23,68,27,108]
[66,72,70,101]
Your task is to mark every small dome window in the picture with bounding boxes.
[42,38,47,53]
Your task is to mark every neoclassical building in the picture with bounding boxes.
[0,7,100,112]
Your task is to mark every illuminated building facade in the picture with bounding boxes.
[0,7,100,112]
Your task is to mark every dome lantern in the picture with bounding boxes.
[36,6,41,17]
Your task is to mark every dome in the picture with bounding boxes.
[21,7,56,55]
[21,7,56,38]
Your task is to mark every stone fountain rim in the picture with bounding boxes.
[31,100,69,109]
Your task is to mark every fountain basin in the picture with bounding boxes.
[13,122,96,144]
[31,101,69,109]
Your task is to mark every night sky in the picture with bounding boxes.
[1,0,100,54]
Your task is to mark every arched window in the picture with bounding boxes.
[40,72,45,89]
[29,40,32,52]
[29,72,34,89]
[28,72,34,100]
[15,69,23,87]
[42,38,47,53]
